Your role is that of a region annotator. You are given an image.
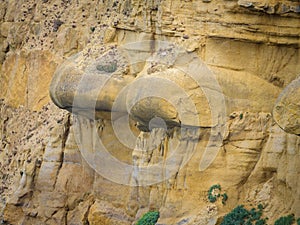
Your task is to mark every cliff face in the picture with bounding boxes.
[0,0,299,224]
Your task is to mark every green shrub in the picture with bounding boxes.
[207,184,228,205]
[136,211,159,225]
[239,113,243,120]
[208,184,221,203]
[221,193,228,205]
[274,214,295,225]
[257,204,263,211]
[297,218,300,225]
[221,205,267,225]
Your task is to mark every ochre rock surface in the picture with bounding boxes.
[0,0,299,225]
[273,77,300,135]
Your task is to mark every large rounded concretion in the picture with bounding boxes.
[114,41,226,129]
[273,76,300,135]
[125,65,212,129]
[49,47,135,119]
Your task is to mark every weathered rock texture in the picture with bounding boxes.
[0,0,299,224]
[273,76,300,135]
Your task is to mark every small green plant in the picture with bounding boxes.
[96,61,117,73]
[239,113,243,120]
[208,184,221,203]
[257,204,263,211]
[136,211,159,225]
[274,214,295,225]
[297,218,300,225]
[207,184,228,205]
[221,193,228,205]
[221,205,267,225]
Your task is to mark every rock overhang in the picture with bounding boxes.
[49,41,224,130]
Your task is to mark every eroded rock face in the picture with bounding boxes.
[273,77,300,135]
[2,102,299,224]
[49,41,225,128]
[0,0,300,224]
[238,0,300,14]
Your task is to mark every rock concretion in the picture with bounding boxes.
[273,76,300,135]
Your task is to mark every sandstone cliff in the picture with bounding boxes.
[0,0,299,224]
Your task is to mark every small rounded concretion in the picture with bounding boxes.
[273,76,300,135]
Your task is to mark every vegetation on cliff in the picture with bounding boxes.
[221,204,267,225]
[136,211,160,225]
[208,184,228,205]
[274,214,296,225]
